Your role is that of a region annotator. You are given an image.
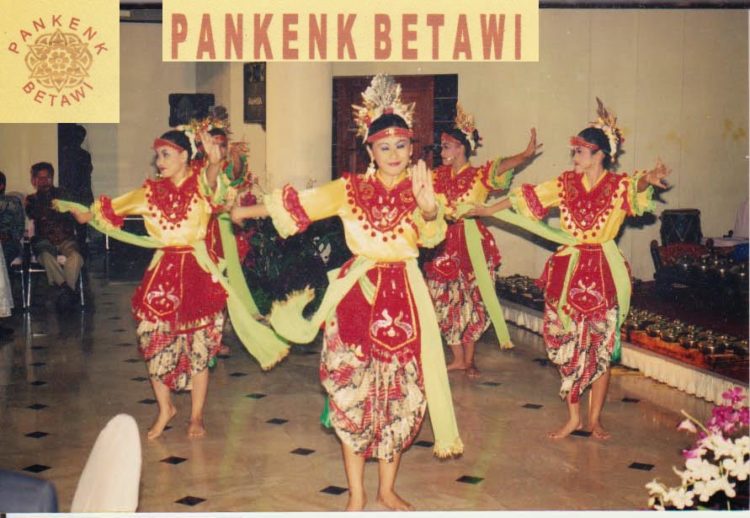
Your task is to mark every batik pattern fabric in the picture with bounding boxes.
[266,171,453,460]
[92,166,227,391]
[425,161,510,345]
[509,170,653,402]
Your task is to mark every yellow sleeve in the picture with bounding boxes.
[483,157,514,191]
[264,179,346,238]
[90,187,148,231]
[508,177,561,220]
[624,171,655,216]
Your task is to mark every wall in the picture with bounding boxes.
[329,9,749,281]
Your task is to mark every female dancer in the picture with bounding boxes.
[232,75,462,511]
[61,128,287,439]
[470,100,669,439]
[425,104,540,377]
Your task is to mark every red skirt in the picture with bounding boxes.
[131,247,227,330]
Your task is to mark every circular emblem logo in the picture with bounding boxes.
[24,28,93,92]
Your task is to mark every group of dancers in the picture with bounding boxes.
[57,74,670,511]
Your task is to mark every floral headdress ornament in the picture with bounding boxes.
[352,74,415,143]
[175,105,231,159]
[453,103,481,152]
[590,97,624,159]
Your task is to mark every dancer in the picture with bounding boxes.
[232,75,462,511]
[470,99,670,439]
[425,104,540,378]
[61,128,287,440]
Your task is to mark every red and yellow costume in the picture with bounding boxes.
[266,171,462,460]
[93,166,228,391]
[509,170,653,401]
[425,159,513,346]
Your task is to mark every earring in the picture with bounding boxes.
[365,159,376,179]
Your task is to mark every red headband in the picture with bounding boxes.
[569,136,599,151]
[440,132,463,146]
[366,126,413,143]
[153,138,186,153]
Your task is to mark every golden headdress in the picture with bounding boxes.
[175,105,231,158]
[590,98,624,158]
[453,103,480,152]
[352,74,415,143]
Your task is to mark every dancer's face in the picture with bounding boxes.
[369,134,412,179]
[212,135,228,160]
[571,145,604,174]
[155,145,189,181]
[440,137,466,169]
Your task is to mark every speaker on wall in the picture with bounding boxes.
[168,93,215,127]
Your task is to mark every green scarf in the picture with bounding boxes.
[54,199,289,369]
[462,218,512,349]
[489,209,630,362]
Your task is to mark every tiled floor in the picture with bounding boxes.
[0,266,719,512]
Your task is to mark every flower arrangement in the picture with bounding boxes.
[646,387,749,510]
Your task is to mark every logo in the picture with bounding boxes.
[9,16,109,108]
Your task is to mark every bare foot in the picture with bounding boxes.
[147,405,177,440]
[590,423,611,440]
[547,418,582,440]
[377,490,414,511]
[187,419,207,438]
[345,491,366,511]
[465,365,481,379]
[447,361,466,372]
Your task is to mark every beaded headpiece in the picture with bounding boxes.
[570,98,625,159]
[174,105,231,158]
[352,74,414,143]
[442,103,481,153]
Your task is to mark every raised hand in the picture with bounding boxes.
[645,158,671,189]
[410,159,437,218]
[199,129,222,166]
[523,128,543,159]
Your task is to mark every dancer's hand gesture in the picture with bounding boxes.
[411,159,437,219]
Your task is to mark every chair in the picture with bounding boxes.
[23,245,85,309]
[70,414,142,512]
[0,469,59,512]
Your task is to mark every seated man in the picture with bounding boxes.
[25,162,83,310]
[0,171,25,267]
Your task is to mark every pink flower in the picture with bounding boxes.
[722,387,746,406]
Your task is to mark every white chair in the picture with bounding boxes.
[70,414,141,512]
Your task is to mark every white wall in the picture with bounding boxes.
[87,23,196,196]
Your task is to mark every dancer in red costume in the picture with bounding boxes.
[65,128,287,440]
[232,75,461,511]
[471,100,670,440]
[425,104,540,378]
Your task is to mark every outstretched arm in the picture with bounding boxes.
[638,158,671,192]
[199,129,223,190]
[465,197,512,218]
[231,203,269,225]
[494,128,542,174]
[69,207,93,224]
